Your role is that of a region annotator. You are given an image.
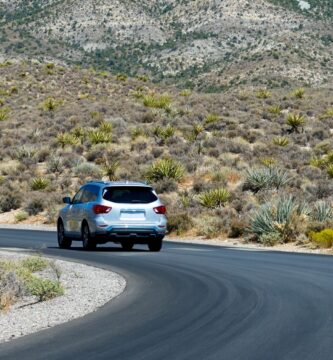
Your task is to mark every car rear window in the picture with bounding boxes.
[102,187,158,204]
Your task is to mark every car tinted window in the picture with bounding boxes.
[72,188,84,204]
[103,187,158,204]
[82,185,100,203]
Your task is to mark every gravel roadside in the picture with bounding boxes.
[0,249,126,343]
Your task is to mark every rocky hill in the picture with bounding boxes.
[0,0,332,90]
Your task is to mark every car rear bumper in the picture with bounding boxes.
[93,224,166,242]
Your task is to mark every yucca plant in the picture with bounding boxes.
[57,133,79,147]
[244,167,291,193]
[88,130,112,144]
[292,88,305,99]
[309,156,326,169]
[153,125,175,140]
[267,105,282,115]
[199,188,230,209]
[311,201,333,222]
[326,164,333,178]
[146,158,185,182]
[204,113,220,124]
[286,113,305,132]
[180,89,191,97]
[131,127,146,140]
[320,108,333,120]
[41,97,60,111]
[273,137,289,147]
[256,89,271,99]
[71,126,86,139]
[103,160,119,181]
[0,108,9,121]
[143,94,171,109]
[99,121,113,134]
[192,123,205,140]
[250,195,309,242]
[31,177,49,191]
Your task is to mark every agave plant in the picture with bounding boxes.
[143,94,171,109]
[199,188,230,209]
[244,167,291,193]
[153,125,175,140]
[250,195,309,242]
[311,201,333,222]
[146,158,185,182]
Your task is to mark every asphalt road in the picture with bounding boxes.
[0,229,333,360]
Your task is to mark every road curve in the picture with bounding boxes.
[0,229,333,360]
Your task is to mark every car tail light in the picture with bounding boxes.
[153,205,167,214]
[93,205,112,214]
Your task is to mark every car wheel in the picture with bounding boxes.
[121,241,134,251]
[82,222,96,251]
[148,238,162,252]
[57,221,72,249]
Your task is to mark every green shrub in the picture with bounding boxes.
[15,211,29,222]
[273,137,289,146]
[146,158,185,182]
[25,277,64,301]
[25,198,45,215]
[308,229,333,248]
[286,113,305,132]
[244,167,290,192]
[0,191,22,212]
[88,130,112,144]
[199,188,230,209]
[143,94,171,109]
[31,177,49,191]
[167,212,193,235]
[258,232,282,246]
[116,73,127,81]
[21,256,48,273]
[250,195,309,242]
[191,123,204,140]
[75,162,102,178]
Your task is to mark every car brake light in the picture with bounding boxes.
[153,205,167,214]
[93,205,112,214]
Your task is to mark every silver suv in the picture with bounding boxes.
[57,181,167,251]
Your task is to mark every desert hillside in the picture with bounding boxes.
[0,61,332,246]
[0,0,332,90]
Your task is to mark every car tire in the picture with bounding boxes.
[121,241,134,251]
[57,221,72,249]
[82,222,96,251]
[148,238,163,252]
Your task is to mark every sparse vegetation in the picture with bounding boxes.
[0,255,64,311]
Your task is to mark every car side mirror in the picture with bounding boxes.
[63,196,72,204]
